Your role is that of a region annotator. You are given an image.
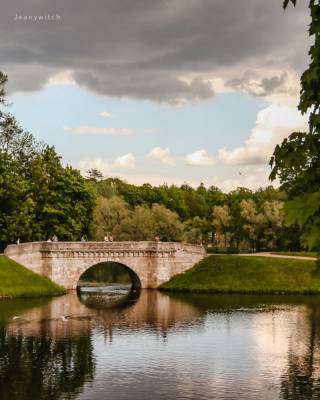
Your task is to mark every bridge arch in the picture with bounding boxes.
[77,261,142,290]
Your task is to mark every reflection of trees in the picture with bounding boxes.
[79,287,141,310]
[280,306,320,399]
[0,326,95,400]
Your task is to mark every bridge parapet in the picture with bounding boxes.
[4,241,206,289]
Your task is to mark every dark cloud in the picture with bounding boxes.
[0,0,309,103]
[227,73,288,97]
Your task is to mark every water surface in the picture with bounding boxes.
[1,289,320,399]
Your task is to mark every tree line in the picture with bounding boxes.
[90,171,300,252]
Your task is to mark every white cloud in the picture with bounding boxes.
[213,166,275,192]
[64,125,134,136]
[48,70,76,86]
[185,149,215,166]
[78,158,112,176]
[113,153,136,169]
[78,153,136,176]
[99,111,113,118]
[147,147,175,166]
[218,103,308,166]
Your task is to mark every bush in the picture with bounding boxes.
[206,246,239,254]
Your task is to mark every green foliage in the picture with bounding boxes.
[94,195,130,239]
[94,198,183,241]
[0,256,65,298]
[151,204,184,241]
[160,255,320,294]
[92,178,299,250]
[270,1,320,252]
[0,75,96,248]
[86,168,104,182]
[285,192,320,227]
[270,132,320,194]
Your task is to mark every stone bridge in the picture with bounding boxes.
[4,241,206,289]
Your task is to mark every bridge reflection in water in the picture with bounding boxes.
[6,290,203,340]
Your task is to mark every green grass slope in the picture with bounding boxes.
[0,255,65,298]
[270,251,317,258]
[160,255,320,294]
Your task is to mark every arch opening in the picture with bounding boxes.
[77,262,141,307]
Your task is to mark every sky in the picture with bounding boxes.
[0,0,311,192]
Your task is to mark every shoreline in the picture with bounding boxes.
[160,255,320,295]
[0,255,65,299]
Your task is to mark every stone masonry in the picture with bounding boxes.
[4,241,207,289]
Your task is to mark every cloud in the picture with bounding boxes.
[99,111,113,118]
[78,158,112,176]
[64,125,134,135]
[227,72,287,97]
[218,103,308,166]
[0,0,309,103]
[147,147,175,166]
[78,153,136,175]
[185,149,215,166]
[224,69,301,105]
[213,166,275,193]
[48,70,76,86]
[113,153,136,169]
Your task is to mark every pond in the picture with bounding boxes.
[1,288,320,399]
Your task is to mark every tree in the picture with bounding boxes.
[151,204,184,241]
[183,227,203,244]
[116,206,156,241]
[0,113,40,163]
[184,216,212,244]
[0,73,96,246]
[240,199,267,251]
[86,168,104,182]
[212,205,232,248]
[0,152,34,248]
[270,1,320,253]
[22,146,96,241]
[227,187,254,249]
[263,200,284,249]
[94,195,130,239]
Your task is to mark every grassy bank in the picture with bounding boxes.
[160,255,320,294]
[271,251,317,258]
[0,255,65,299]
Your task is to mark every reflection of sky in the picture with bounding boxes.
[79,310,292,400]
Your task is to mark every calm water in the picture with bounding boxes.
[1,289,320,399]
